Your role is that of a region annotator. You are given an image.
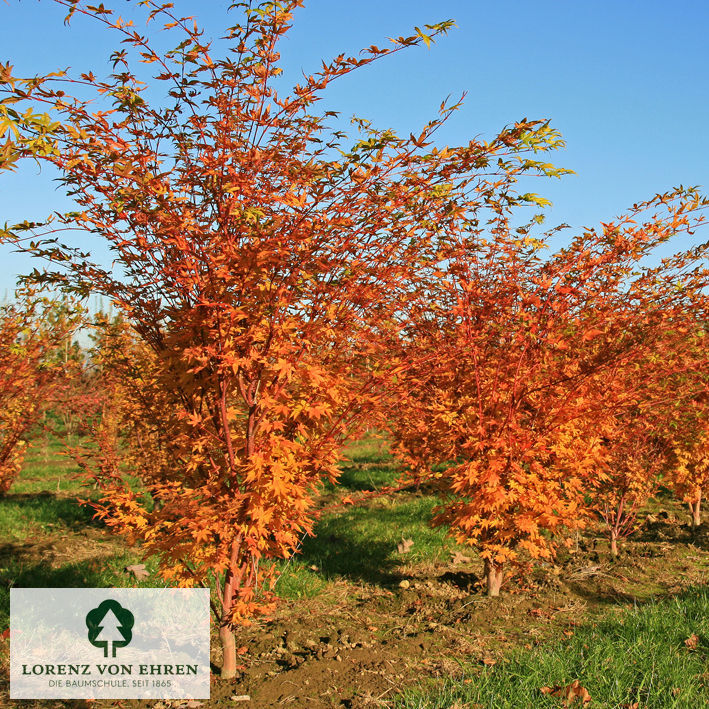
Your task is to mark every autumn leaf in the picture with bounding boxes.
[125,563,149,581]
[684,633,699,650]
[396,537,414,554]
[451,551,472,564]
[540,680,591,706]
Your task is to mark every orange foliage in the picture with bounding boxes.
[669,420,709,528]
[591,410,666,557]
[662,330,709,528]
[0,291,80,494]
[2,0,573,673]
[588,330,708,554]
[390,191,708,594]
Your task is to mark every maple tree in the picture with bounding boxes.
[669,419,709,530]
[42,302,99,441]
[0,290,80,495]
[389,190,708,595]
[591,409,666,558]
[662,330,709,529]
[0,0,573,674]
[590,322,709,553]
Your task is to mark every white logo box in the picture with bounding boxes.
[10,588,210,699]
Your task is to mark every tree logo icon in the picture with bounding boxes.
[85,599,135,658]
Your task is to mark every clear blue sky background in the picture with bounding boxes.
[1,0,707,296]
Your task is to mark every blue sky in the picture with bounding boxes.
[1,0,707,295]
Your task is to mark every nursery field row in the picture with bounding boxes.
[3,434,709,707]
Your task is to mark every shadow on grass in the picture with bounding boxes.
[632,519,709,550]
[296,500,442,586]
[0,558,114,628]
[298,530,398,584]
[334,464,401,492]
[1,492,99,528]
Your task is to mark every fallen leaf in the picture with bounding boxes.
[309,564,319,571]
[540,680,591,706]
[397,538,414,554]
[451,551,472,564]
[399,579,411,589]
[185,702,204,708]
[125,563,149,580]
[620,703,639,709]
[236,645,249,655]
[230,696,251,703]
[530,607,554,619]
[1,628,9,640]
[685,633,699,650]
[480,656,497,666]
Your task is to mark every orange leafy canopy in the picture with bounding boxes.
[2,0,569,635]
[0,290,81,494]
[389,189,708,592]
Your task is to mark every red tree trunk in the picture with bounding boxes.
[484,558,504,597]
[610,530,619,557]
[219,625,237,679]
[219,536,243,678]
[690,491,702,529]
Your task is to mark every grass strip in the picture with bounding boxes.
[397,586,709,707]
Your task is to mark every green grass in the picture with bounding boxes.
[329,432,401,491]
[272,559,329,599]
[342,433,393,465]
[274,495,461,595]
[0,434,164,633]
[0,491,98,538]
[0,553,163,630]
[274,434,465,596]
[0,435,99,541]
[397,586,709,708]
[9,434,81,496]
